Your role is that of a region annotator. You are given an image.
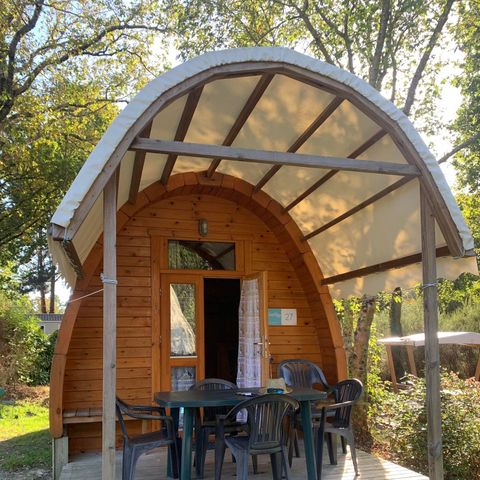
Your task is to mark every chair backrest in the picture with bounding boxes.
[190,378,237,421]
[227,394,299,453]
[115,397,131,440]
[331,379,363,428]
[278,359,331,391]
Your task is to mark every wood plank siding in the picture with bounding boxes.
[59,173,344,454]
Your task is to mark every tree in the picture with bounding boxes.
[0,0,173,295]
[450,0,480,264]
[0,0,170,125]
[170,1,455,118]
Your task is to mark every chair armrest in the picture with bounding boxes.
[125,404,167,415]
[323,399,357,412]
[124,411,174,432]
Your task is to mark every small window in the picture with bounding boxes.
[168,240,235,270]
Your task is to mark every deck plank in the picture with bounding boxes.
[60,441,427,480]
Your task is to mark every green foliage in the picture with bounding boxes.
[456,193,480,265]
[370,372,480,478]
[0,292,55,386]
[452,0,480,193]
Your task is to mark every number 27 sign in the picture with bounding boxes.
[268,308,297,326]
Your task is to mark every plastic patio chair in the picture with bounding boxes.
[278,359,333,462]
[190,378,248,478]
[314,379,364,479]
[278,359,331,392]
[116,397,179,480]
[216,393,299,480]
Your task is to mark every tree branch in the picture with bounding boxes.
[402,0,456,116]
[5,0,45,92]
[369,0,391,89]
[281,0,335,64]
[438,131,480,164]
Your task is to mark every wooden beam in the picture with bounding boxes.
[128,122,152,204]
[102,171,117,480]
[62,240,84,279]
[160,86,203,185]
[420,186,444,479]
[284,130,387,211]
[254,97,344,191]
[48,223,66,241]
[303,176,412,241]
[206,73,274,177]
[130,138,420,177]
[321,246,450,285]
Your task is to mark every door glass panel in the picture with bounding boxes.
[168,240,235,270]
[170,283,196,356]
[171,366,196,391]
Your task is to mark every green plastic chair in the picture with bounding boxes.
[216,394,299,480]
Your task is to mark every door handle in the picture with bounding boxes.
[254,337,270,358]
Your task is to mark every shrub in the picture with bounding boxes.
[0,292,55,386]
[370,372,480,479]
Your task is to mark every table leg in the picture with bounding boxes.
[181,407,194,480]
[300,400,317,480]
[168,408,181,478]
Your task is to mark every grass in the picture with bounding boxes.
[0,400,51,472]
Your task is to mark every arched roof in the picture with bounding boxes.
[48,47,477,297]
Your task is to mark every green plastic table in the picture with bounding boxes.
[154,387,327,480]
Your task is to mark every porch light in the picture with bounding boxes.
[198,218,208,236]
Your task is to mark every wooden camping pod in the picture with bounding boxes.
[50,172,347,453]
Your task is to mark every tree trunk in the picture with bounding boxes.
[350,296,376,387]
[49,267,56,313]
[38,249,47,313]
[389,287,408,379]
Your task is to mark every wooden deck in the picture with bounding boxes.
[60,442,427,480]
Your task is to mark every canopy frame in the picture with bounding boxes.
[50,61,467,258]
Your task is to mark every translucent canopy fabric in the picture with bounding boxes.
[378,332,480,347]
[48,47,477,297]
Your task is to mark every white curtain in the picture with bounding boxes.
[237,278,262,389]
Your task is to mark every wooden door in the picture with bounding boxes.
[242,271,270,385]
[160,274,204,391]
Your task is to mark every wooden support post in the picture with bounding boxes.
[385,345,398,393]
[406,345,418,377]
[475,350,480,382]
[52,436,68,480]
[102,172,117,480]
[420,187,444,480]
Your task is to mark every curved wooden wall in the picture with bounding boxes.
[50,172,346,450]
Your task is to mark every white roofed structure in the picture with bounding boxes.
[379,332,480,390]
[47,47,478,480]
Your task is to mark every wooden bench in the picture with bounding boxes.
[55,407,150,479]
[63,407,103,424]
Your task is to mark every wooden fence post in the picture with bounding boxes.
[102,172,117,479]
[420,186,443,479]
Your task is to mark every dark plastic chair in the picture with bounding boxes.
[314,379,363,479]
[216,394,299,480]
[190,378,246,478]
[278,359,333,462]
[278,359,331,391]
[116,397,179,480]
